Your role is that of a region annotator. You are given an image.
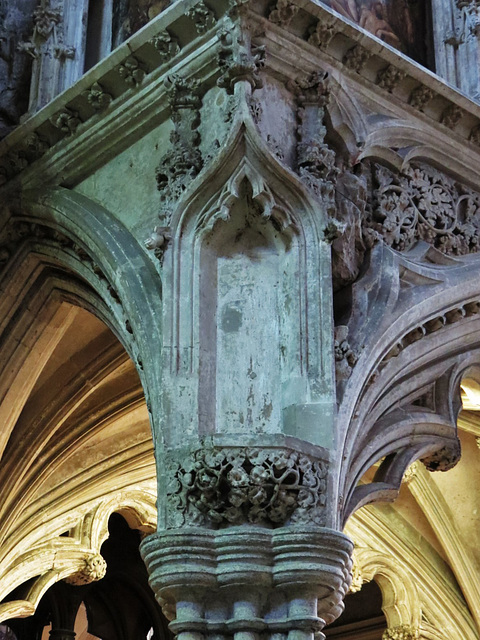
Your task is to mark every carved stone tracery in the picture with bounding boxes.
[166,447,328,528]
[368,163,480,255]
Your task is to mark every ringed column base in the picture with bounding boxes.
[140,526,353,640]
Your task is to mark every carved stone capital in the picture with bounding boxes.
[141,527,353,639]
[165,445,329,528]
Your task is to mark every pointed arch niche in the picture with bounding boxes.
[162,137,336,447]
[197,177,300,436]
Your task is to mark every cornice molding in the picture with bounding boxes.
[1,0,480,194]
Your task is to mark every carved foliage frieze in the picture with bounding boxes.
[368,163,480,255]
[166,447,328,528]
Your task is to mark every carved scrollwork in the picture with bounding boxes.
[166,447,328,528]
[367,163,480,255]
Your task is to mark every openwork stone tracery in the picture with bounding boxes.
[369,163,480,254]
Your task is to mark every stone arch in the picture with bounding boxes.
[353,547,422,631]
[0,196,160,621]
[357,120,480,189]
[336,242,480,525]
[18,187,164,433]
[0,493,156,623]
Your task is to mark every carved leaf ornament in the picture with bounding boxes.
[167,448,328,527]
[369,164,480,254]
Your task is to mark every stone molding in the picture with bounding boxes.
[2,0,480,191]
[141,526,353,637]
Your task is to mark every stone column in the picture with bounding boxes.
[142,496,353,640]
[140,5,353,635]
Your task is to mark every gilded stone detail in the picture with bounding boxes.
[166,447,328,528]
[348,561,363,593]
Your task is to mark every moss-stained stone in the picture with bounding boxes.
[75,119,173,238]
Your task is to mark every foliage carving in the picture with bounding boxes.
[368,163,480,255]
[166,447,328,528]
